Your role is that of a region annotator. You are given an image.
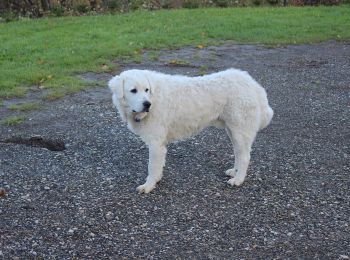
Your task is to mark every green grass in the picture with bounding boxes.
[0,6,349,98]
[1,116,25,126]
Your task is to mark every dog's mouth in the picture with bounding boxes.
[132,108,149,114]
[132,110,149,123]
[132,108,150,113]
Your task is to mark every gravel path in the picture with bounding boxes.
[1,41,349,259]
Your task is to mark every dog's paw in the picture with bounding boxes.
[136,183,156,194]
[225,168,237,177]
[227,177,244,187]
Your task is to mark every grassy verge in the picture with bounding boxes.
[1,6,349,99]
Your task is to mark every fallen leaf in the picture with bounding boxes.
[0,188,6,197]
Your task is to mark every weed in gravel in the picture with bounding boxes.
[42,91,65,101]
[132,55,142,64]
[198,65,209,75]
[314,80,321,85]
[192,52,201,60]
[1,116,25,126]
[167,59,190,66]
[209,52,218,61]
[148,51,161,61]
[8,102,41,111]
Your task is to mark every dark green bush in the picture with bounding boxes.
[0,10,18,22]
[212,0,231,7]
[126,0,141,11]
[267,0,279,4]
[182,0,200,8]
[320,0,341,4]
[74,1,91,13]
[161,0,173,8]
[0,0,346,20]
[290,0,341,5]
[104,0,120,11]
[51,5,64,16]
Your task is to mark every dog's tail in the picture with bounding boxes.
[260,105,274,130]
[258,87,274,130]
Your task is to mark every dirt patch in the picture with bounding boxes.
[2,136,66,151]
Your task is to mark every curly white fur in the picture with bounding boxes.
[109,69,273,193]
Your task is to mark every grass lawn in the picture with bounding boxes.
[0,6,350,99]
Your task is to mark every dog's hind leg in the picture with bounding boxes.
[137,144,167,194]
[225,127,238,177]
[225,127,256,186]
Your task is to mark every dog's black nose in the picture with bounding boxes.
[143,101,151,109]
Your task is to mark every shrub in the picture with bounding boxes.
[51,4,65,16]
[0,0,345,19]
[129,0,144,11]
[0,10,18,22]
[212,0,231,7]
[289,0,340,5]
[252,0,262,5]
[320,0,340,5]
[289,0,303,5]
[161,0,174,8]
[104,0,121,11]
[73,0,91,13]
[182,0,201,8]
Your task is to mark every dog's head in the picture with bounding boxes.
[109,70,153,122]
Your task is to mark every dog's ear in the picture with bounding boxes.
[108,76,124,99]
[145,75,153,95]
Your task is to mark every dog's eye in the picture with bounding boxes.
[145,88,149,92]
[130,89,137,93]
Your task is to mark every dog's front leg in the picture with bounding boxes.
[137,144,167,194]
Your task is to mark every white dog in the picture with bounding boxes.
[109,69,273,193]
